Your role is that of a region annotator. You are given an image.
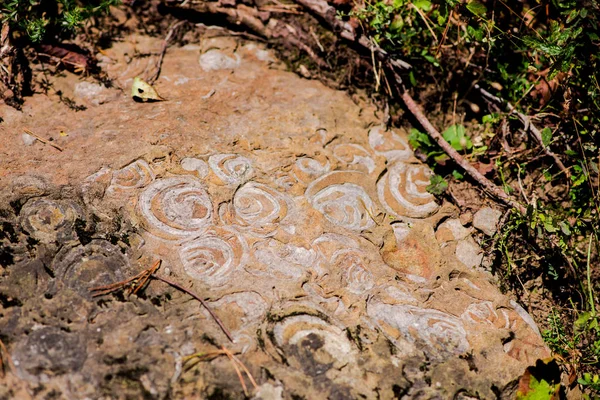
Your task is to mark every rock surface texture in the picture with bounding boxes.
[0,35,549,399]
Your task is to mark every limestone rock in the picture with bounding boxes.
[473,207,503,236]
[0,35,549,399]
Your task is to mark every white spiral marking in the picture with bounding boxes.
[368,301,470,360]
[250,239,317,279]
[273,315,355,366]
[220,182,289,237]
[138,176,212,239]
[308,183,375,231]
[332,143,376,173]
[209,154,254,186]
[110,160,155,191]
[180,157,209,178]
[292,156,331,183]
[377,162,439,218]
[179,227,248,286]
[332,250,374,294]
[368,125,413,162]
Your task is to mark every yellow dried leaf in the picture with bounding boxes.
[131,76,165,102]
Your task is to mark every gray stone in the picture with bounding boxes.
[473,207,503,236]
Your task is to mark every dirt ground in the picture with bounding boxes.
[0,32,551,399]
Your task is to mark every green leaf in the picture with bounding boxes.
[541,127,553,147]
[558,221,571,235]
[516,375,559,399]
[408,128,433,149]
[452,169,464,179]
[575,311,594,331]
[426,175,448,195]
[466,0,487,17]
[413,0,432,11]
[442,125,472,151]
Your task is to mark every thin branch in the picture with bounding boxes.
[152,274,235,343]
[148,21,186,84]
[22,128,64,151]
[0,338,16,377]
[90,261,235,343]
[293,0,412,69]
[396,79,526,214]
[182,346,258,394]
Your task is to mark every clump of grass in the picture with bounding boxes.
[1,0,120,44]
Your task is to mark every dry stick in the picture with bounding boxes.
[222,348,249,396]
[183,348,257,394]
[90,262,234,343]
[293,0,411,70]
[90,260,161,297]
[0,338,16,377]
[151,274,235,343]
[23,128,64,152]
[476,84,570,182]
[222,346,258,389]
[398,86,527,215]
[148,20,186,84]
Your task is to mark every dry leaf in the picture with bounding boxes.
[38,44,89,73]
[131,76,165,102]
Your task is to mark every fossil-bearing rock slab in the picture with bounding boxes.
[0,35,549,399]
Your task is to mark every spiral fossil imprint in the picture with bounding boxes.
[179,226,248,286]
[306,171,376,231]
[368,125,413,162]
[220,182,290,237]
[110,160,155,191]
[250,238,317,279]
[208,153,254,186]
[377,162,440,218]
[332,143,376,173]
[138,176,213,239]
[51,240,131,298]
[19,198,82,243]
[272,314,356,368]
[367,300,470,360]
[292,156,331,183]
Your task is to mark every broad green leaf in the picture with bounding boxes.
[426,175,448,195]
[466,0,487,17]
[558,221,571,235]
[516,375,559,399]
[573,311,594,331]
[413,0,432,11]
[442,125,472,151]
[452,169,464,179]
[541,127,553,147]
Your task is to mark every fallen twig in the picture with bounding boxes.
[183,346,258,396]
[395,78,527,214]
[90,260,234,343]
[148,20,186,84]
[151,274,235,343]
[22,128,64,152]
[294,0,411,70]
[90,259,161,296]
[0,338,16,378]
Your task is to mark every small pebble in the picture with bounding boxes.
[22,133,36,146]
[473,207,503,236]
